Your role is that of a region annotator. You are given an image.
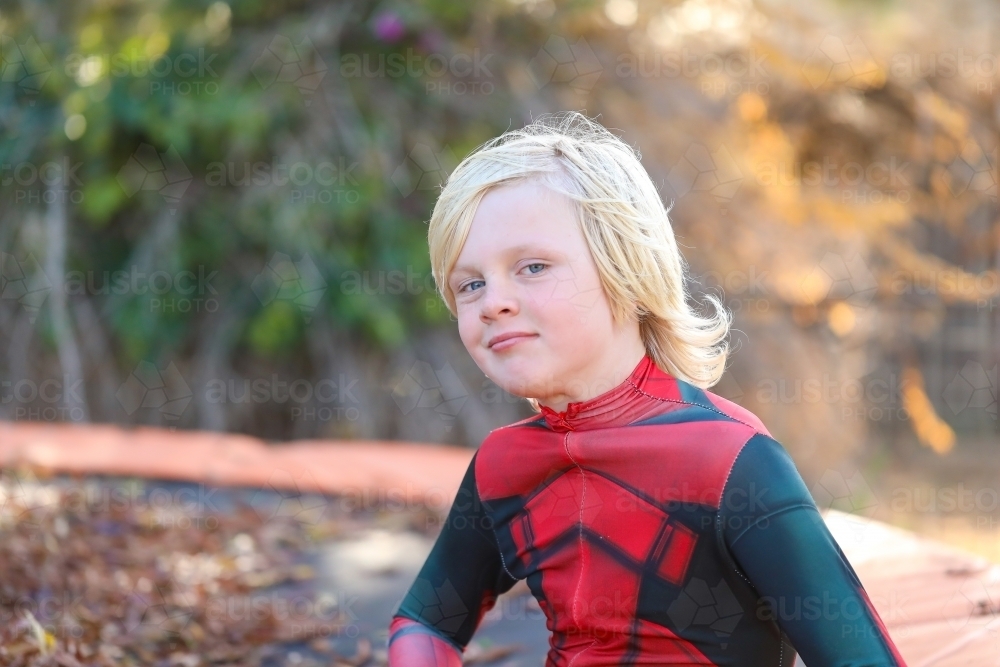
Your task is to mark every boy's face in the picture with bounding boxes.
[448,178,638,409]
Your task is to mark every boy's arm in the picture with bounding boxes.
[389,450,518,665]
[718,433,909,667]
[387,616,463,666]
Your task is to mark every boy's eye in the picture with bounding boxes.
[457,264,546,294]
[458,279,485,293]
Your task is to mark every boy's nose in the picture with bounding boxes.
[479,282,520,320]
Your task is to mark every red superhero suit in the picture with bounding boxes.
[388,353,908,666]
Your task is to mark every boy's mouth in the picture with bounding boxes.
[488,331,538,351]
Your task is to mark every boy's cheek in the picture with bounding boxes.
[456,316,484,353]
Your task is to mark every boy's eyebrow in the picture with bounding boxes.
[451,243,555,276]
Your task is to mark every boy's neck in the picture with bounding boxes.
[535,345,648,414]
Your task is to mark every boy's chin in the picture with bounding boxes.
[478,356,560,398]
[491,372,547,400]
[494,381,535,400]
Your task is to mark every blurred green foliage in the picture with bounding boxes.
[1,0,997,461]
[1,0,509,367]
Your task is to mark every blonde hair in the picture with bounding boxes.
[427,111,732,412]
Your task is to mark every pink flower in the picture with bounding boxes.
[371,11,406,43]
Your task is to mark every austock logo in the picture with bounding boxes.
[251,34,327,105]
[810,469,879,515]
[0,469,58,531]
[116,144,193,212]
[666,143,743,214]
[404,577,470,634]
[942,573,1000,632]
[946,139,997,200]
[0,34,52,102]
[117,576,194,640]
[528,35,603,93]
[251,251,327,323]
[392,360,469,431]
[808,468,879,539]
[801,34,881,89]
[249,469,329,526]
[943,360,997,421]
[711,371,745,405]
[116,360,193,420]
[391,144,458,197]
[0,251,51,323]
[800,252,878,309]
[667,577,743,649]
[3,157,85,205]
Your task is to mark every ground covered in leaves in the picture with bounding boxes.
[0,469,449,667]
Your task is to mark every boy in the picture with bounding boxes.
[387,112,907,666]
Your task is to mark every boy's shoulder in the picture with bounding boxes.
[633,370,773,441]
[695,384,772,438]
